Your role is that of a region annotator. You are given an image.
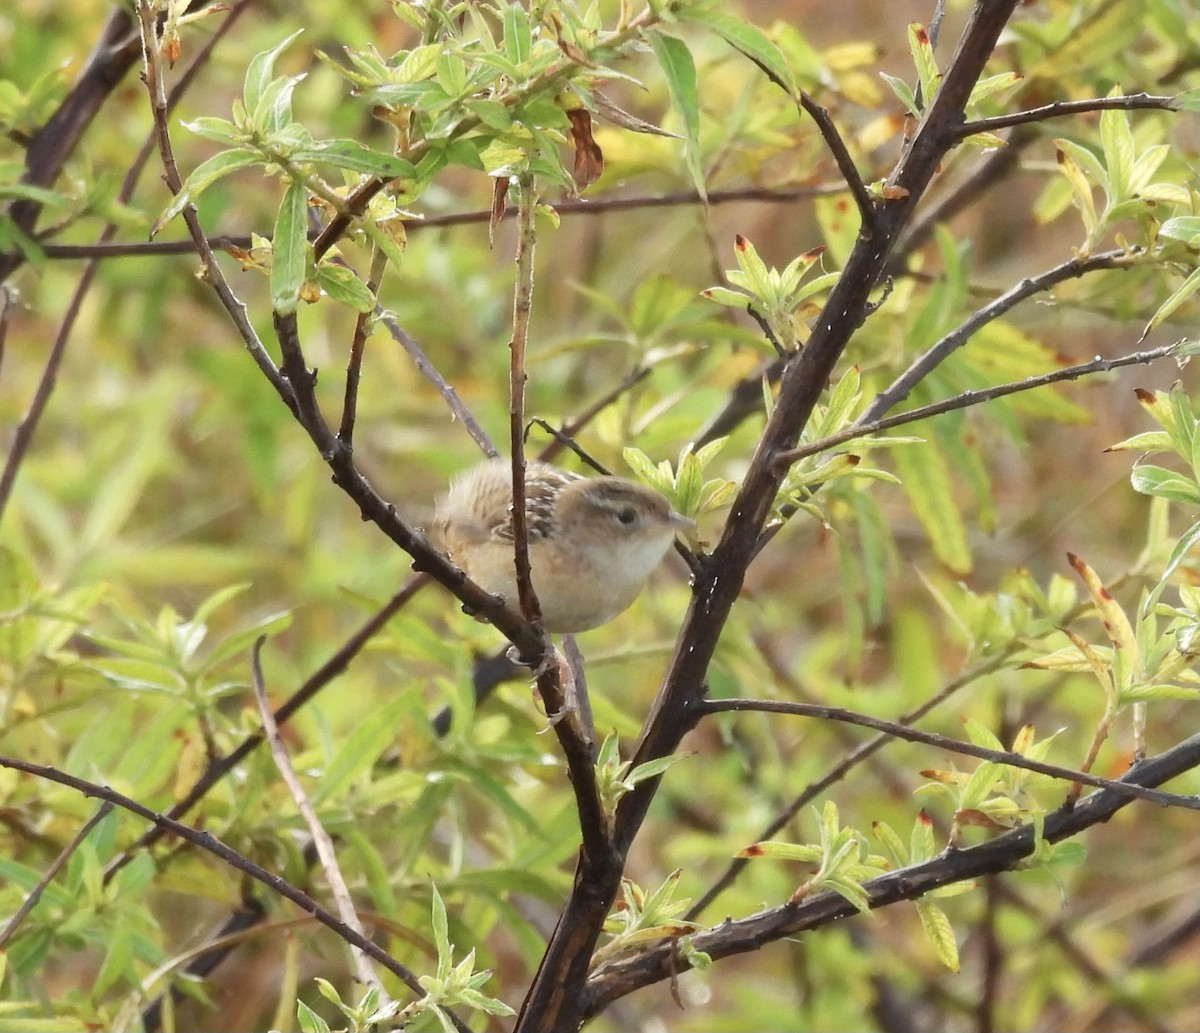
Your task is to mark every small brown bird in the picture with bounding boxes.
[433,459,693,633]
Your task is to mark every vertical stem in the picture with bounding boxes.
[508,174,541,629]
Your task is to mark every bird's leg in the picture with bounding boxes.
[553,635,595,757]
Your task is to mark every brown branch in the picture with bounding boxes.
[104,575,430,880]
[38,183,849,262]
[956,93,1179,139]
[516,6,1026,1028]
[858,247,1145,425]
[0,260,100,522]
[583,730,1200,1015]
[338,250,385,447]
[798,92,877,237]
[0,9,140,282]
[0,1,252,525]
[135,0,292,409]
[701,697,1200,810]
[0,754,444,1012]
[508,174,544,629]
[772,339,1181,470]
[250,639,389,1003]
[0,802,114,947]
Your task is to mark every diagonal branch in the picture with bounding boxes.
[859,247,1144,425]
[250,639,390,1003]
[583,730,1200,1015]
[956,93,1179,139]
[702,697,1200,810]
[0,754,452,1017]
[516,4,1026,1029]
[798,92,877,237]
[773,339,1181,471]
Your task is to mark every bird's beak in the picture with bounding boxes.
[669,510,699,546]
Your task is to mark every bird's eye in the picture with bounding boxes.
[616,506,637,525]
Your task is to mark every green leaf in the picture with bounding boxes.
[317,263,376,312]
[892,439,972,575]
[677,8,797,96]
[152,148,261,234]
[181,116,243,143]
[915,899,960,971]
[310,696,412,807]
[1142,265,1200,340]
[880,72,918,116]
[503,3,532,67]
[1159,216,1200,245]
[244,30,304,118]
[271,179,309,315]
[967,71,1023,108]
[1130,464,1200,504]
[296,999,331,1033]
[430,883,451,976]
[907,23,940,106]
[290,140,416,178]
[649,31,706,203]
[1099,88,1134,203]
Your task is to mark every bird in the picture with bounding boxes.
[433,458,694,633]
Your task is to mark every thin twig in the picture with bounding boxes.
[250,639,389,1004]
[508,174,543,629]
[503,176,608,857]
[0,755,444,1005]
[0,802,115,947]
[0,260,99,522]
[798,92,877,237]
[104,576,430,881]
[689,647,1013,919]
[37,184,850,262]
[772,339,1181,470]
[859,247,1144,425]
[376,309,498,457]
[339,248,386,446]
[136,1,293,410]
[956,93,1179,139]
[702,697,1200,810]
[746,305,788,357]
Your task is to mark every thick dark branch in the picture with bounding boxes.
[584,731,1200,1014]
[0,10,139,281]
[703,697,1200,810]
[957,93,1179,139]
[516,6,1026,1029]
